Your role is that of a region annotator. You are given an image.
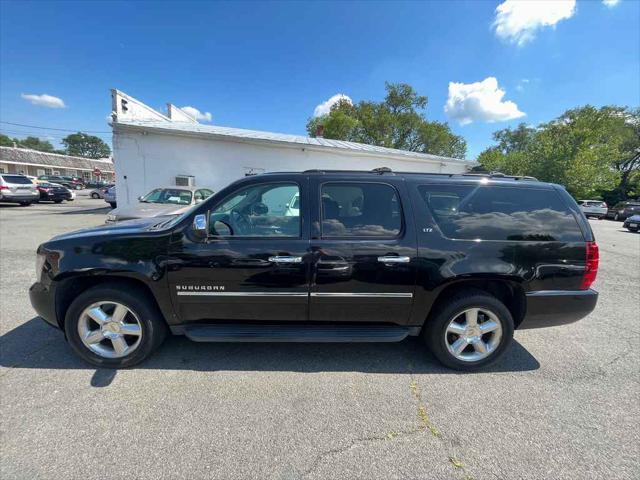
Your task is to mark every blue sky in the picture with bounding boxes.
[0,0,638,159]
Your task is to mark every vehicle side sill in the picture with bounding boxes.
[173,324,413,343]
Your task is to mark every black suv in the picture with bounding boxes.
[37,175,85,190]
[29,169,599,370]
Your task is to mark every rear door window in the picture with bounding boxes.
[321,183,402,237]
[418,184,583,242]
[1,175,33,185]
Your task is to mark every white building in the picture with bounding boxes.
[110,90,472,207]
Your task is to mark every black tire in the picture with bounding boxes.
[54,200,63,204]
[109,202,116,208]
[19,202,31,206]
[423,290,514,371]
[65,284,168,368]
[91,192,99,199]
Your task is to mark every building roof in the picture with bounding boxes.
[113,119,470,166]
[0,146,114,172]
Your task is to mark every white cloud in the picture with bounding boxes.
[602,0,620,7]
[313,93,352,117]
[181,106,212,122]
[493,0,576,46]
[444,77,525,125]
[21,93,66,108]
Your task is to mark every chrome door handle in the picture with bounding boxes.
[377,256,410,264]
[268,256,303,264]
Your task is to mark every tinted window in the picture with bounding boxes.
[210,183,300,237]
[418,184,583,242]
[1,175,33,185]
[321,183,402,237]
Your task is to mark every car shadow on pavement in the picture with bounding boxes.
[59,206,111,215]
[1,317,540,387]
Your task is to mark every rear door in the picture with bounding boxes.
[308,176,417,324]
[167,176,311,323]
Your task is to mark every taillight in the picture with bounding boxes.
[580,241,599,290]
[0,185,8,190]
[602,203,607,208]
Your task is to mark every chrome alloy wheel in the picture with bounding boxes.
[78,301,143,359]
[444,308,503,362]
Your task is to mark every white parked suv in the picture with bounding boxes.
[578,200,607,219]
[0,174,39,206]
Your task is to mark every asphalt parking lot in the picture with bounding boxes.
[1,196,638,480]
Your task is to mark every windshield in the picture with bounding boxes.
[141,188,193,205]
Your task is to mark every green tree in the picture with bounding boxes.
[0,134,55,151]
[17,136,55,152]
[477,105,639,200]
[0,134,13,147]
[306,82,467,159]
[62,132,111,158]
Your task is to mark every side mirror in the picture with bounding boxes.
[192,213,208,238]
[137,195,143,201]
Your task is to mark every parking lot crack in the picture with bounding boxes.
[300,428,424,478]
[407,362,475,480]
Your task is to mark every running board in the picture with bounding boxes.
[181,324,411,343]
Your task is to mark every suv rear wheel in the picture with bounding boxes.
[65,284,167,368]
[424,291,514,370]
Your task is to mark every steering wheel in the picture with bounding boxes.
[229,210,252,236]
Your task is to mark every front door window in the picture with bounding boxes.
[210,183,301,237]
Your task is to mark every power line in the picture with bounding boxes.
[0,121,111,134]
[1,128,111,139]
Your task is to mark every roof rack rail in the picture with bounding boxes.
[295,169,538,181]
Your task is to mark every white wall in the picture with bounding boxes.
[113,129,469,207]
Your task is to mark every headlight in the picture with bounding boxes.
[36,252,46,278]
[106,214,116,223]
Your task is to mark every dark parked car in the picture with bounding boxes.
[622,214,640,232]
[86,180,111,189]
[36,182,73,203]
[30,169,599,370]
[37,175,84,190]
[606,201,640,221]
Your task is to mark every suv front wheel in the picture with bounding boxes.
[65,284,167,368]
[424,291,514,371]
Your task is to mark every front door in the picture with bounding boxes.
[308,178,418,324]
[167,177,310,324]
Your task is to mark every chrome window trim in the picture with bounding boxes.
[176,291,413,298]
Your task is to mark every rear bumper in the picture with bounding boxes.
[29,281,59,329]
[0,193,38,203]
[40,192,71,201]
[519,290,598,329]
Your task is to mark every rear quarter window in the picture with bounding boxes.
[418,184,583,242]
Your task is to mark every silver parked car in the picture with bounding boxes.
[106,186,214,223]
[90,184,113,199]
[0,174,40,206]
[578,200,608,219]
